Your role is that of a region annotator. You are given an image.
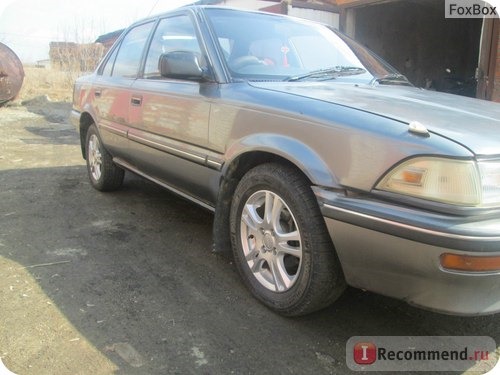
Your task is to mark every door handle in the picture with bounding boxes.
[131,96,142,106]
[94,89,102,98]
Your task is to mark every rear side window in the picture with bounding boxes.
[101,47,118,77]
[112,22,154,78]
[144,15,202,79]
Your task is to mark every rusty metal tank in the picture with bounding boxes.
[0,42,24,105]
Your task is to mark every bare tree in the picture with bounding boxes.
[51,17,107,85]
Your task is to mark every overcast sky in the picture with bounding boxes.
[0,0,194,62]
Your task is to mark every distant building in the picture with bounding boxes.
[95,29,124,53]
[49,42,105,72]
[35,59,51,69]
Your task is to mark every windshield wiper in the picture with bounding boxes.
[371,73,410,85]
[285,66,367,82]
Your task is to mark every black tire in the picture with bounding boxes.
[230,163,346,316]
[85,124,124,191]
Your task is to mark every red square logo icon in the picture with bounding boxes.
[354,342,377,365]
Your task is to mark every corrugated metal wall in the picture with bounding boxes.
[222,0,276,10]
[219,0,340,29]
[288,6,340,28]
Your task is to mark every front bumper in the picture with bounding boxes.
[314,188,500,316]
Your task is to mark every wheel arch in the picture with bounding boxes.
[213,135,339,254]
[223,134,338,188]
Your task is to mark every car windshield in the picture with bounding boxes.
[205,8,406,84]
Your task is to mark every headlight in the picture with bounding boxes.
[376,157,500,207]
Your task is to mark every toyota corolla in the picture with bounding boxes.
[71,6,500,316]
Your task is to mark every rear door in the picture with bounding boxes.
[92,21,155,160]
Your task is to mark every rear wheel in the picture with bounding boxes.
[230,163,346,316]
[85,124,124,191]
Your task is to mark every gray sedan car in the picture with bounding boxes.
[71,6,500,316]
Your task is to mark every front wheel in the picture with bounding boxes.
[230,163,346,316]
[85,124,124,191]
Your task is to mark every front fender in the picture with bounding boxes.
[224,133,339,188]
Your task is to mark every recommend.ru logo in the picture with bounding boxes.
[347,336,498,372]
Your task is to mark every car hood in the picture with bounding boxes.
[249,81,500,156]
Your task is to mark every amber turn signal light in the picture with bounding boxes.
[440,253,500,272]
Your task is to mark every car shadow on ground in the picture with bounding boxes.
[0,166,498,375]
[21,96,72,124]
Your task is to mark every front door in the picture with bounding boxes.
[128,13,219,204]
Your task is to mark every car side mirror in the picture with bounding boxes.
[159,51,209,81]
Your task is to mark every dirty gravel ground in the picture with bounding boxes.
[0,100,499,375]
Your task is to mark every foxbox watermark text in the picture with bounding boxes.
[445,0,499,18]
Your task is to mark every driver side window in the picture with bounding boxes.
[144,15,202,79]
